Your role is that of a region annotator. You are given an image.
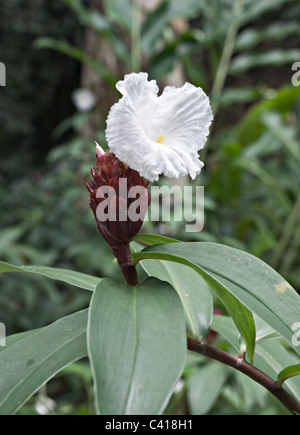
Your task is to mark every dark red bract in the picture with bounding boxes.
[87,150,150,285]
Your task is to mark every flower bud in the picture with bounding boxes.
[87,148,150,285]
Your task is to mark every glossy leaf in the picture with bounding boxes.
[139,258,213,340]
[131,241,213,339]
[132,242,300,357]
[212,315,300,402]
[88,277,187,415]
[277,365,300,388]
[132,233,180,246]
[256,342,300,403]
[0,260,101,291]
[0,310,88,415]
[132,243,256,364]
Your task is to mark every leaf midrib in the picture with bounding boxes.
[142,260,199,338]
[135,250,292,338]
[124,286,139,415]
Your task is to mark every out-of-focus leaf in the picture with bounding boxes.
[234,157,291,213]
[236,22,300,51]
[187,363,229,415]
[237,86,300,146]
[0,260,101,291]
[256,341,300,402]
[141,0,203,56]
[261,111,300,163]
[103,0,133,31]
[230,50,300,74]
[239,0,293,26]
[212,315,300,402]
[132,233,179,246]
[63,0,111,33]
[214,87,261,107]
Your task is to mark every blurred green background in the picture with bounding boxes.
[0,0,300,415]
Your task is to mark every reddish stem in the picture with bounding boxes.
[112,243,139,286]
[187,337,300,415]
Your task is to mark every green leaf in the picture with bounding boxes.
[237,86,300,146]
[141,1,170,56]
[88,277,187,415]
[212,315,240,350]
[0,329,42,354]
[141,0,203,56]
[132,243,256,364]
[230,49,300,74]
[131,242,213,339]
[239,0,292,27]
[212,315,300,402]
[0,310,88,415]
[132,233,180,246]
[62,0,111,33]
[236,22,300,51]
[212,314,279,351]
[256,341,300,402]
[132,243,300,357]
[277,365,300,388]
[0,260,101,291]
[261,111,300,163]
[187,363,229,415]
[139,259,213,340]
[103,0,133,31]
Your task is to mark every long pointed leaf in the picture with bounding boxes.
[0,260,101,291]
[88,277,186,415]
[0,310,88,415]
[132,242,300,357]
[132,244,256,364]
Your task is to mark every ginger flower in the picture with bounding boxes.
[106,72,213,182]
[87,144,150,285]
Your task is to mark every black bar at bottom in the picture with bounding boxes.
[98,416,202,431]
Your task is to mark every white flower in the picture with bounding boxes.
[105,72,213,182]
[72,88,96,112]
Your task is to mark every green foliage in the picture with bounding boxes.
[1,0,300,416]
[88,277,186,415]
[1,241,300,414]
[132,242,300,359]
[0,310,88,415]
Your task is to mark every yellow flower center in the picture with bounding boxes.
[155,131,164,144]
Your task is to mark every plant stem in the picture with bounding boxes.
[131,0,142,72]
[187,337,300,415]
[112,243,139,286]
[201,0,243,162]
[121,264,139,286]
[211,0,244,116]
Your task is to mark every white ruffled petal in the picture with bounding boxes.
[105,72,213,182]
